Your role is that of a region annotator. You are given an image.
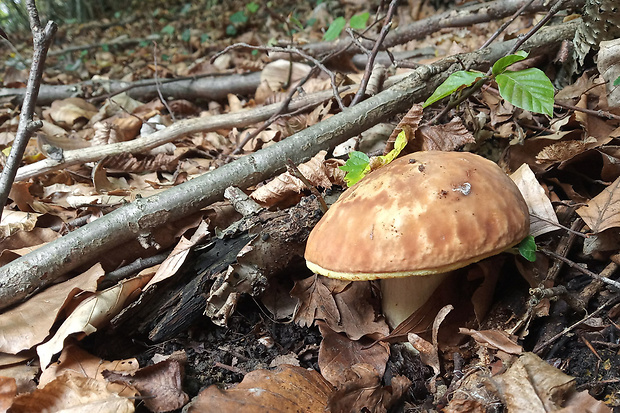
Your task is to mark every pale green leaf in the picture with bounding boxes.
[518,235,537,262]
[496,68,554,116]
[340,151,370,186]
[349,12,369,29]
[423,71,485,108]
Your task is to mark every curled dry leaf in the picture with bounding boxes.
[260,60,312,92]
[577,175,620,233]
[0,376,16,411]
[383,104,423,154]
[37,274,152,368]
[46,97,98,128]
[0,210,40,238]
[187,364,332,413]
[459,328,523,354]
[510,163,559,237]
[250,150,345,208]
[9,373,135,413]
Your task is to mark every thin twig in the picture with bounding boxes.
[540,248,620,290]
[533,296,618,354]
[152,42,175,121]
[507,0,568,55]
[0,0,56,221]
[350,0,399,106]
[480,0,537,49]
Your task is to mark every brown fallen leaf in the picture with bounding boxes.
[459,328,523,355]
[37,273,152,368]
[9,373,135,413]
[45,97,99,129]
[0,264,102,354]
[327,363,411,413]
[291,275,389,340]
[40,344,138,397]
[250,150,345,208]
[104,357,188,413]
[0,376,16,411]
[577,175,620,233]
[412,117,475,152]
[317,322,389,387]
[510,163,560,237]
[486,352,610,412]
[187,364,332,412]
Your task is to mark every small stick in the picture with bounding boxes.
[350,0,399,106]
[533,296,617,354]
[540,248,620,291]
[0,0,57,221]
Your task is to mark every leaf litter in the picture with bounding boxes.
[1,0,620,411]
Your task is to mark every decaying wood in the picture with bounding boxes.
[114,195,322,342]
[0,21,578,311]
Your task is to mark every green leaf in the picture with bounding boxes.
[180,3,191,15]
[226,24,237,36]
[496,68,554,116]
[246,2,259,13]
[230,10,248,24]
[340,151,370,187]
[289,15,304,31]
[614,75,620,86]
[181,28,191,42]
[323,17,346,41]
[200,33,210,43]
[423,70,485,108]
[492,50,528,76]
[518,235,537,262]
[349,12,369,29]
[161,25,175,35]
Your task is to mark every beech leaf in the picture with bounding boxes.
[576,175,620,233]
[496,68,554,116]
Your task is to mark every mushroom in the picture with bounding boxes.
[304,151,530,328]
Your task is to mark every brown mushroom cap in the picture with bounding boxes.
[305,151,530,280]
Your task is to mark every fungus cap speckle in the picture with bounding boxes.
[304,151,530,280]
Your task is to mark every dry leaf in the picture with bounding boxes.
[40,344,138,397]
[412,117,475,152]
[104,358,188,413]
[292,275,389,340]
[46,97,98,128]
[37,274,152,368]
[188,365,332,412]
[0,264,103,354]
[577,175,620,233]
[317,322,389,387]
[10,373,135,413]
[487,352,577,412]
[327,364,410,413]
[0,376,17,411]
[260,60,312,92]
[250,150,345,208]
[510,163,559,237]
[459,328,523,354]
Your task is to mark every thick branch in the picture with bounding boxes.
[0,22,578,311]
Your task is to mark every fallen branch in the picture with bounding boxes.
[297,0,584,57]
[0,21,578,311]
[0,72,262,106]
[14,86,345,180]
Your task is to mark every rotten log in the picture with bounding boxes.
[114,195,323,342]
[0,21,579,311]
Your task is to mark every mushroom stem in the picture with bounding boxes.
[380,272,451,328]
